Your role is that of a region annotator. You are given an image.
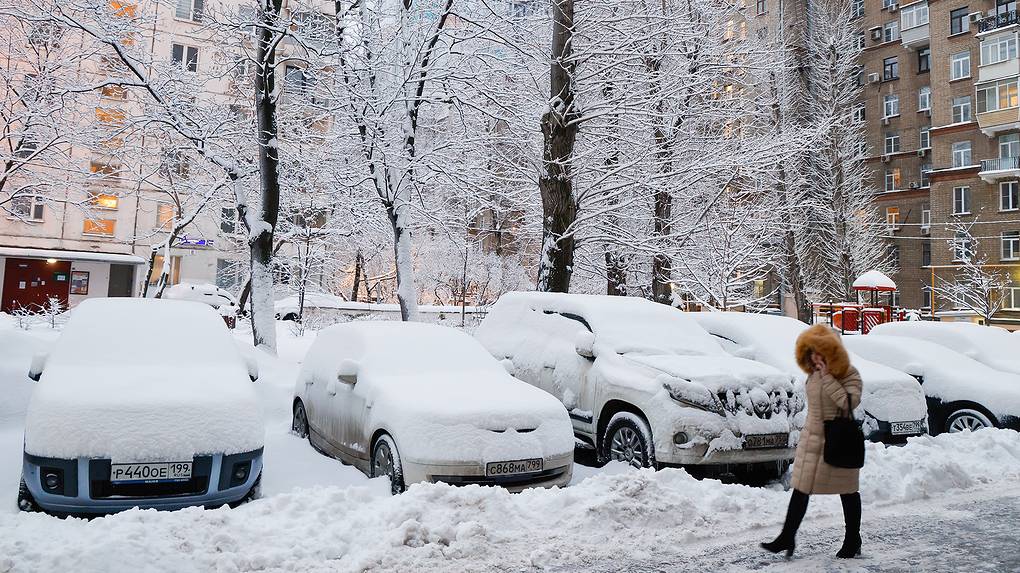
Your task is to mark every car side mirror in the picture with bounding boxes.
[28,352,48,382]
[337,359,360,386]
[575,332,595,360]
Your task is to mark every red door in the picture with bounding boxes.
[2,258,72,313]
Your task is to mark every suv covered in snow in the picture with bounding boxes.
[475,293,801,470]
[19,299,263,515]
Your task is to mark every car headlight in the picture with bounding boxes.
[663,382,724,414]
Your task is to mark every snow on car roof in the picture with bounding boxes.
[164,282,237,307]
[870,321,1020,375]
[491,292,725,356]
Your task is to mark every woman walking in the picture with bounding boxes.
[761,324,864,559]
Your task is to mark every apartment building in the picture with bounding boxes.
[861,0,1020,327]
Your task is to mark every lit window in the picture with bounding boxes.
[977,79,1019,113]
[886,206,901,228]
[89,192,119,210]
[156,204,176,230]
[110,0,137,17]
[95,107,126,125]
[149,255,182,285]
[885,168,902,191]
[83,218,116,236]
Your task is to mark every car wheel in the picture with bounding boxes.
[17,479,39,513]
[371,434,405,495]
[292,401,309,439]
[604,413,655,469]
[946,408,995,433]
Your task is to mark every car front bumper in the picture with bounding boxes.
[23,449,263,515]
[658,443,797,466]
[403,452,574,492]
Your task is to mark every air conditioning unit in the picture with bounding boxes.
[889,3,899,12]
[870,27,883,40]
[969,11,983,23]
[921,225,931,235]
[882,155,892,163]
[868,73,881,84]
[917,149,926,157]
[882,116,891,125]
[910,182,919,189]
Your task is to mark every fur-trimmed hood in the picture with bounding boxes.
[795,324,851,378]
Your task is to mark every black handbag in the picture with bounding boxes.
[823,408,866,469]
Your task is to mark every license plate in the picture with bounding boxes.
[110,462,193,483]
[890,420,923,435]
[486,458,543,477]
[744,433,789,449]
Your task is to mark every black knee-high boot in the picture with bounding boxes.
[836,492,862,558]
[761,489,809,558]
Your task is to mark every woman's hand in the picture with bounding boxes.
[811,352,829,376]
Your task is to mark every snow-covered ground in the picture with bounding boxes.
[1,316,1020,572]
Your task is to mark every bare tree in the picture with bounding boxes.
[932,221,1011,323]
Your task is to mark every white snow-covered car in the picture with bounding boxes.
[291,322,574,494]
[871,321,1020,375]
[474,293,800,471]
[274,291,345,321]
[164,283,239,327]
[19,298,264,515]
[690,312,929,443]
[844,335,1020,434]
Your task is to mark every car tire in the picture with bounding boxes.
[945,408,995,433]
[603,413,656,469]
[371,434,405,495]
[292,400,309,439]
[17,479,39,513]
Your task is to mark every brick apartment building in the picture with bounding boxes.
[861,0,1020,327]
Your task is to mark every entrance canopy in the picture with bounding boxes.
[852,270,896,292]
[0,246,145,265]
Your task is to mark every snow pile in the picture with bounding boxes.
[845,335,1020,421]
[299,322,574,464]
[0,430,1017,572]
[871,321,1020,375]
[23,299,263,461]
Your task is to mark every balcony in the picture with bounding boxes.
[979,156,1020,181]
[976,107,1020,136]
[978,10,1019,34]
[901,23,929,49]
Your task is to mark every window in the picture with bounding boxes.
[884,131,901,154]
[977,78,1020,113]
[922,286,932,308]
[853,104,866,122]
[953,231,974,261]
[999,0,1018,16]
[981,34,1018,65]
[216,259,243,290]
[1005,287,1020,310]
[1002,181,1020,210]
[950,7,970,34]
[852,0,864,17]
[1000,133,1020,158]
[1002,231,1020,260]
[952,96,972,123]
[162,150,190,179]
[922,240,932,266]
[951,51,971,80]
[83,218,115,236]
[149,255,181,286]
[921,204,931,229]
[952,141,972,167]
[757,0,766,14]
[919,126,931,149]
[9,194,45,220]
[174,0,203,22]
[171,43,199,72]
[95,107,126,126]
[902,3,929,29]
[884,57,900,80]
[856,33,866,50]
[883,21,900,43]
[285,65,316,96]
[90,160,118,178]
[918,86,931,110]
[918,47,931,73]
[885,168,902,191]
[921,163,932,186]
[88,192,119,210]
[883,94,900,117]
[220,207,237,234]
[886,206,901,228]
[100,84,127,100]
[889,245,901,268]
[156,204,176,230]
[883,0,896,8]
[953,185,972,213]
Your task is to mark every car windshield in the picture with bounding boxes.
[576,300,725,357]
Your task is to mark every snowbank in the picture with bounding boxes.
[0,429,1017,572]
[23,299,263,461]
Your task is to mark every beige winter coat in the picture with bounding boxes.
[789,325,863,495]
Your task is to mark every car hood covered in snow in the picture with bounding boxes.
[23,299,264,461]
[623,354,793,394]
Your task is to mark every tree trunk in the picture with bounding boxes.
[650,188,673,305]
[249,0,284,352]
[536,0,579,293]
[351,250,363,302]
[387,202,419,321]
[605,251,628,296]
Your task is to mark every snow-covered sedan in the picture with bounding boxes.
[19,299,264,515]
[475,293,801,471]
[844,335,1020,433]
[291,322,574,494]
[690,312,929,443]
[870,321,1020,375]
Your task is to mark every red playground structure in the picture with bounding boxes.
[814,270,908,335]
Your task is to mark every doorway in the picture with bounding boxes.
[1,258,72,313]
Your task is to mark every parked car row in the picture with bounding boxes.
[16,294,1020,516]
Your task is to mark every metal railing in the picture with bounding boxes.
[981,156,1020,171]
[978,10,1019,33]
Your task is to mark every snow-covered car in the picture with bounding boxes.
[291,322,574,494]
[274,291,346,321]
[844,335,1020,434]
[18,298,264,515]
[164,283,239,328]
[474,292,800,471]
[690,312,929,443]
[870,321,1020,375]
